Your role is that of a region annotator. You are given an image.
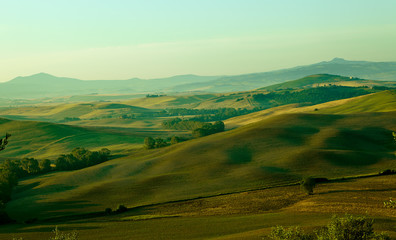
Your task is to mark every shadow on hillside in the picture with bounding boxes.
[317,188,396,195]
[0,224,100,234]
[227,145,253,164]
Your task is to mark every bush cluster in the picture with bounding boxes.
[268,215,390,240]
[192,121,225,138]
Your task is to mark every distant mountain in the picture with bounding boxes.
[0,73,220,99]
[1,58,396,99]
[167,58,396,92]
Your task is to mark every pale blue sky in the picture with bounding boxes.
[1,0,395,81]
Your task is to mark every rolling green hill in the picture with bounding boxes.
[6,111,396,221]
[0,118,147,159]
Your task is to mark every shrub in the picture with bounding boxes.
[383,198,395,209]
[104,208,112,215]
[144,137,155,149]
[49,226,79,240]
[269,226,313,240]
[267,215,390,240]
[300,177,316,195]
[116,205,128,213]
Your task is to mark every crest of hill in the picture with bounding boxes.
[6,111,396,220]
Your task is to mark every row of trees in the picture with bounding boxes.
[157,108,257,121]
[162,118,207,130]
[0,158,52,208]
[144,136,187,149]
[192,121,225,138]
[55,147,111,171]
[162,118,225,137]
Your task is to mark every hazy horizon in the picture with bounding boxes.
[1,0,396,82]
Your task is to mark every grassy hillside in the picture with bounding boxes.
[317,89,396,114]
[0,118,147,159]
[223,94,374,129]
[262,74,396,91]
[5,111,396,221]
[1,175,395,240]
[0,102,155,122]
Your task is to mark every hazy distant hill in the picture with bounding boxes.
[0,73,219,99]
[168,58,396,92]
[1,58,396,99]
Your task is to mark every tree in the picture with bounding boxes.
[213,121,225,132]
[0,133,11,152]
[301,177,316,195]
[21,158,40,175]
[170,136,180,145]
[55,155,70,170]
[154,137,168,148]
[39,159,52,173]
[99,148,111,159]
[144,137,156,149]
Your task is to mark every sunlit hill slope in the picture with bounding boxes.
[7,110,396,221]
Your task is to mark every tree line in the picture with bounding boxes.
[161,119,225,137]
[157,108,256,121]
[146,120,225,149]
[55,147,111,171]
[144,136,188,149]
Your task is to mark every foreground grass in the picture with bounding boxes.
[1,175,395,239]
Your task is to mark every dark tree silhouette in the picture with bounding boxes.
[0,133,11,152]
